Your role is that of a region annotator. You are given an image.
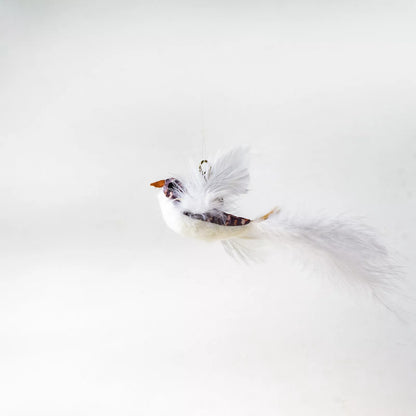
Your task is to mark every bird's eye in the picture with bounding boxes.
[167,182,174,189]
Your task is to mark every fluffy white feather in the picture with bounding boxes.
[223,209,406,315]
[178,147,250,215]
[224,210,400,293]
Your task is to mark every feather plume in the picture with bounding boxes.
[178,147,250,215]
[223,209,403,305]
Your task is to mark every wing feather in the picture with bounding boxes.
[204,147,250,199]
[179,147,250,214]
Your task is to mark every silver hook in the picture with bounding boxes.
[199,159,211,180]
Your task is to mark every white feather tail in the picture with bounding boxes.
[223,209,401,300]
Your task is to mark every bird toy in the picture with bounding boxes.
[151,147,400,301]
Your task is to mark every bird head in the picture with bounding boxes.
[150,177,185,202]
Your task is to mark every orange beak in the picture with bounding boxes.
[150,179,165,188]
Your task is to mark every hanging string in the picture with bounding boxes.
[198,92,211,180]
[200,92,207,160]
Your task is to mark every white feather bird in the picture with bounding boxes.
[151,147,400,301]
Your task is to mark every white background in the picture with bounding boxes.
[1,1,416,415]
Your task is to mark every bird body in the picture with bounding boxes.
[157,188,254,241]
